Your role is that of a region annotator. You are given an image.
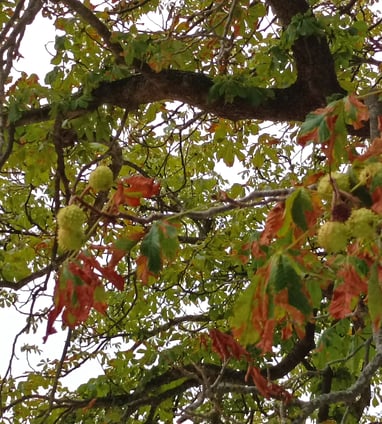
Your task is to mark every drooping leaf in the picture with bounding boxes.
[231,275,262,346]
[246,366,293,402]
[298,99,349,166]
[208,329,251,361]
[139,220,179,278]
[141,223,162,274]
[269,253,311,316]
[157,220,179,262]
[136,255,156,285]
[260,202,285,245]
[329,264,368,320]
[289,188,313,231]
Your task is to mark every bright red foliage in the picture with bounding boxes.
[44,253,126,342]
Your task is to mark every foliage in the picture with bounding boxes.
[1,0,382,423]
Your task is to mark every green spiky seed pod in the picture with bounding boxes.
[317,221,349,253]
[88,165,114,192]
[57,228,84,252]
[347,207,379,240]
[317,172,350,196]
[358,162,382,186]
[57,205,86,230]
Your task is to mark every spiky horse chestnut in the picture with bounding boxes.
[317,221,349,253]
[88,165,114,192]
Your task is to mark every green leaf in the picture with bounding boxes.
[290,188,312,231]
[269,253,300,292]
[158,220,179,262]
[368,262,382,330]
[141,223,162,274]
[230,277,260,345]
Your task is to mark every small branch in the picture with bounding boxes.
[46,329,72,413]
[293,328,382,423]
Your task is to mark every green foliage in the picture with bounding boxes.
[209,74,275,105]
[1,1,382,423]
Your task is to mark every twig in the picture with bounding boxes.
[293,328,382,423]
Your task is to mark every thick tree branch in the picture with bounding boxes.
[15,70,343,128]
[268,0,344,106]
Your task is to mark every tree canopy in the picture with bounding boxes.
[1,0,382,422]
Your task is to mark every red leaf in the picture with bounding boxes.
[111,176,160,208]
[107,247,126,269]
[124,175,161,206]
[100,266,124,291]
[329,264,368,319]
[78,252,125,291]
[247,366,293,402]
[256,319,276,353]
[303,171,325,186]
[274,289,306,326]
[44,253,119,341]
[298,124,319,147]
[209,329,251,361]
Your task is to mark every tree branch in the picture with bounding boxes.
[61,0,125,64]
[293,328,382,423]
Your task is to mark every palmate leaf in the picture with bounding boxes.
[157,220,179,261]
[329,263,368,320]
[298,108,332,146]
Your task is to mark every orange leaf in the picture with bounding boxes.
[136,255,156,284]
[260,202,285,245]
[124,175,161,206]
[329,264,368,319]
[247,366,293,402]
[100,266,125,291]
[320,114,338,166]
[256,319,275,353]
[344,94,369,130]
[209,329,251,361]
[82,398,97,413]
